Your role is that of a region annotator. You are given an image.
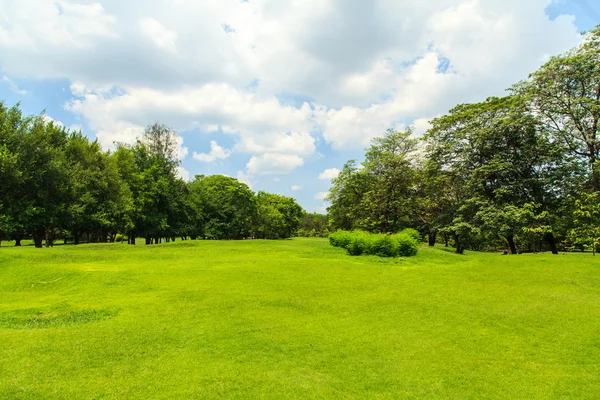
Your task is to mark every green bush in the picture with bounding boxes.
[329,230,419,258]
[401,228,421,243]
[329,230,353,248]
[394,233,419,257]
[346,237,366,256]
[115,234,125,243]
[369,235,397,257]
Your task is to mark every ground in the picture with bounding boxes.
[0,239,599,399]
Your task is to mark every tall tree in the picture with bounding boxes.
[514,26,600,189]
[327,160,372,231]
[425,96,576,253]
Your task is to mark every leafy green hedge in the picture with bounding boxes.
[329,229,420,257]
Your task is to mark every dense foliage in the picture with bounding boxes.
[327,26,600,255]
[0,114,304,247]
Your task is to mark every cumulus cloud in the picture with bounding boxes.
[246,153,304,175]
[193,140,231,163]
[291,185,301,191]
[314,192,329,201]
[139,17,178,54]
[318,168,341,180]
[236,170,253,188]
[176,166,190,181]
[0,0,585,162]
[41,115,64,127]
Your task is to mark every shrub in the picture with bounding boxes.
[394,233,419,257]
[329,230,353,248]
[115,234,125,243]
[346,238,364,256]
[370,235,398,257]
[401,228,421,243]
[329,230,419,258]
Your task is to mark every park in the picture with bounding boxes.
[1,239,599,398]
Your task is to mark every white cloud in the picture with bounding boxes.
[0,0,585,160]
[69,124,83,132]
[193,140,231,163]
[314,192,329,200]
[235,131,315,155]
[176,166,190,181]
[246,153,304,175]
[65,83,314,157]
[236,170,253,188]
[41,115,64,127]
[139,17,178,54]
[318,168,341,180]
[291,185,301,191]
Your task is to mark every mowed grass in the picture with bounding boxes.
[1,239,599,399]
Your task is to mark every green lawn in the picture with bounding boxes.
[1,239,599,399]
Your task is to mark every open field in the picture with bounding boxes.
[1,239,600,399]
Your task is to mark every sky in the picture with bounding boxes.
[1,0,599,212]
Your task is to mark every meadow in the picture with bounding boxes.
[1,239,599,399]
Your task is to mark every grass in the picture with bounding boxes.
[0,239,599,399]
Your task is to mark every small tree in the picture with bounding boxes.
[571,192,600,255]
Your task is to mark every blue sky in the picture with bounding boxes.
[1,0,598,212]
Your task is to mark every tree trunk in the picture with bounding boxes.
[73,231,80,245]
[506,235,517,255]
[130,234,136,245]
[146,235,151,245]
[444,234,449,247]
[544,232,558,255]
[428,231,437,247]
[14,237,21,246]
[45,229,54,248]
[455,235,463,254]
[33,228,44,248]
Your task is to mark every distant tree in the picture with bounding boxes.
[192,175,256,240]
[255,191,304,239]
[141,123,180,166]
[297,213,329,237]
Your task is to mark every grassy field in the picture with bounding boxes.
[1,239,599,399]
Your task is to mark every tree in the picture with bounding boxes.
[255,192,304,239]
[514,26,600,189]
[327,160,372,231]
[297,213,329,237]
[425,96,576,254]
[359,128,419,233]
[571,192,600,255]
[192,175,256,240]
[141,123,180,166]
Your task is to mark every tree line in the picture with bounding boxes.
[0,115,304,247]
[326,26,600,254]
